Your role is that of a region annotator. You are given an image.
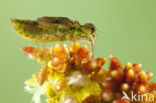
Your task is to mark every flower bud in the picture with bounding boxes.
[110,56,122,70]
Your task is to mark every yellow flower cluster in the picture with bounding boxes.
[23,43,156,103]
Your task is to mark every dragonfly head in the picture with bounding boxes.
[84,23,97,43]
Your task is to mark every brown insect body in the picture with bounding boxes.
[11,17,97,43]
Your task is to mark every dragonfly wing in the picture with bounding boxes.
[36,17,76,28]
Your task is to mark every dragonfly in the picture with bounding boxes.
[11,17,97,57]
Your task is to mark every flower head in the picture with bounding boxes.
[23,43,156,103]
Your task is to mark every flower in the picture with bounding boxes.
[66,71,90,87]
[23,43,156,103]
[25,74,46,103]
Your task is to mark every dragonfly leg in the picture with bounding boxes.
[42,34,48,67]
[52,44,55,67]
[37,40,48,85]
[73,41,79,61]
[42,41,48,67]
[35,42,40,49]
[90,40,94,58]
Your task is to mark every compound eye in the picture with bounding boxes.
[91,27,95,34]
[84,23,96,33]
